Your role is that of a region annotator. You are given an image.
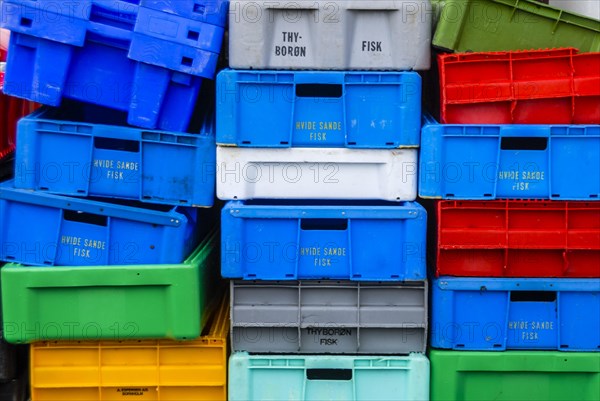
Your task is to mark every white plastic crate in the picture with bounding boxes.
[549,0,599,19]
[216,147,418,201]
[228,0,432,70]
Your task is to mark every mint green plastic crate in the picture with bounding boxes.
[433,0,600,52]
[229,352,430,401]
[1,231,219,344]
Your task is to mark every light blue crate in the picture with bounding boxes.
[229,352,430,401]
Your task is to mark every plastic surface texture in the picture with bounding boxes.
[438,49,600,124]
[222,200,427,280]
[0,181,199,266]
[231,280,427,354]
[430,350,600,401]
[434,200,600,278]
[29,295,228,401]
[217,70,422,148]
[419,115,600,200]
[1,231,218,343]
[14,106,216,206]
[228,0,432,70]
[217,147,418,201]
[1,0,228,130]
[229,352,430,401]
[432,0,600,53]
[431,277,600,351]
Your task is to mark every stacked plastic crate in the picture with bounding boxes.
[421,1,600,400]
[0,1,229,399]
[218,1,433,399]
[0,40,37,401]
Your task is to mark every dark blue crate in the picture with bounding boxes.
[14,105,215,207]
[0,182,200,266]
[1,0,228,131]
[221,200,427,281]
[216,70,422,148]
[431,277,600,352]
[419,114,600,200]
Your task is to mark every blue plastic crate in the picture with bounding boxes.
[419,114,600,200]
[14,105,215,207]
[216,70,422,148]
[431,277,600,352]
[0,182,200,266]
[1,0,228,60]
[1,0,228,131]
[229,352,430,401]
[222,200,426,281]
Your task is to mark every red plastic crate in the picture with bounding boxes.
[1,48,37,160]
[439,48,600,124]
[436,200,600,278]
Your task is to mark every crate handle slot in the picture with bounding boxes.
[301,219,348,231]
[510,291,557,302]
[20,17,33,27]
[94,137,140,152]
[296,84,343,98]
[63,210,108,227]
[306,369,352,381]
[500,137,548,151]
[193,2,206,14]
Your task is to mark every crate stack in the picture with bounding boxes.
[421,1,600,399]
[0,41,37,401]
[0,1,230,399]
[219,1,433,399]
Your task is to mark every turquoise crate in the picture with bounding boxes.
[229,352,430,401]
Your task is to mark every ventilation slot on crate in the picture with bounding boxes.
[296,84,343,98]
[500,137,548,151]
[307,369,352,381]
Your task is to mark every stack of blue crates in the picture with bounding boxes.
[0,0,229,268]
[0,0,226,365]
[219,1,433,399]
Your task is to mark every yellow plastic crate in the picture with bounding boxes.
[30,295,229,401]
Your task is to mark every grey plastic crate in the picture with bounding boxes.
[229,0,432,70]
[231,280,427,354]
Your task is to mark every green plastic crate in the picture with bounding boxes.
[1,231,219,344]
[433,0,600,52]
[430,350,600,401]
